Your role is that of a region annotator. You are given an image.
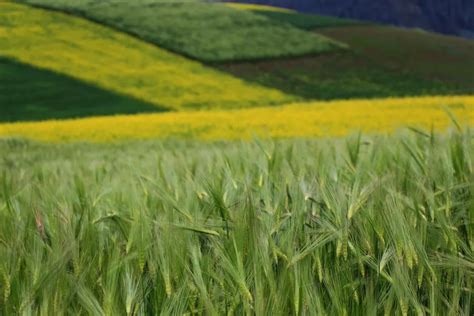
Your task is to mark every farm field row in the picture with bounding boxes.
[1,96,472,143]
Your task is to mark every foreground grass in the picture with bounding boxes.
[20,0,343,62]
[0,96,472,142]
[0,2,292,112]
[0,129,472,314]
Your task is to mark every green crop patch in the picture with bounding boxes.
[218,25,474,100]
[20,0,344,62]
[0,58,162,122]
[320,26,474,88]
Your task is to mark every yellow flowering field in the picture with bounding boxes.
[0,2,293,110]
[226,3,294,12]
[0,96,472,143]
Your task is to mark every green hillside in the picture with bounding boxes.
[0,58,162,122]
[218,25,474,100]
[3,1,473,123]
[0,1,295,122]
[20,0,344,62]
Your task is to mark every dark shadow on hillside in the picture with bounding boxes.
[0,58,167,123]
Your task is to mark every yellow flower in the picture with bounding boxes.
[1,96,472,143]
[226,3,294,13]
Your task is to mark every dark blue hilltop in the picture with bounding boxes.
[223,0,474,38]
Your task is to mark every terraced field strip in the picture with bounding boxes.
[1,96,472,143]
[0,2,293,111]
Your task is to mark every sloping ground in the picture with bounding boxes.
[1,96,472,142]
[0,2,294,113]
[0,58,162,122]
[19,0,343,63]
[319,26,474,87]
[218,24,474,100]
[228,2,367,29]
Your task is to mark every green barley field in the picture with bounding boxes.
[1,128,472,315]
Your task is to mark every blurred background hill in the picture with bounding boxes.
[224,0,474,38]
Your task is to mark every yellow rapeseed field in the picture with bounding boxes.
[0,2,293,110]
[226,3,295,13]
[0,96,472,143]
